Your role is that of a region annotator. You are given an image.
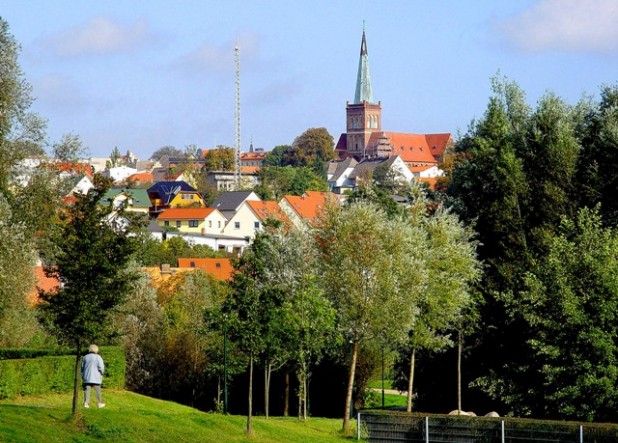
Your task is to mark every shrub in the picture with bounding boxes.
[0,346,124,399]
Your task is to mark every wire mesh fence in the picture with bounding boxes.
[358,411,618,443]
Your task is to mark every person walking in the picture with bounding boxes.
[82,344,105,409]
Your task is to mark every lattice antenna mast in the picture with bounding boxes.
[233,44,241,189]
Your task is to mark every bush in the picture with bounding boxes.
[0,346,125,399]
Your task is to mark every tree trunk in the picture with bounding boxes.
[264,361,271,419]
[406,348,416,413]
[342,341,359,433]
[72,342,82,417]
[301,360,308,420]
[283,369,290,417]
[247,352,253,435]
[457,329,463,413]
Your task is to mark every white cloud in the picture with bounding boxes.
[497,0,618,53]
[44,17,152,57]
[177,31,261,76]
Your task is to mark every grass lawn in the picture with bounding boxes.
[366,379,395,390]
[0,390,359,442]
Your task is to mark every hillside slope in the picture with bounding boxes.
[0,390,355,442]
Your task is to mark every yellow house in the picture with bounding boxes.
[157,207,227,235]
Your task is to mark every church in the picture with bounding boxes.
[334,30,451,170]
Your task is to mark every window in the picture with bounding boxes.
[209,220,212,228]
[189,220,199,227]
[181,194,193,200]
[176,221,181,228]
[215,262,221,269]
[164,221,169,227]
[254,221,260,229]
[190,261,195,267]
[218,221,221,228]
[234,222,240,230]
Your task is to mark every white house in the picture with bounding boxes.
[222,200,289,240]
[101,166,137,183]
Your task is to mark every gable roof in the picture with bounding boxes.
[281,191,333,223]
[348,156,398,180]
[147,181,197,205]
[369,132,440,164]
[329,157,358,182]
[177,258,234,281]
[246,200,290,223]
[102,188,151,208]
[211,191,260,212]
[158,207,220,220]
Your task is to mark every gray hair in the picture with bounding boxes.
[88,344,99,354]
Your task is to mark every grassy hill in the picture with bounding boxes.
[0,390,357,442]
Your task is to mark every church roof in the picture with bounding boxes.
[369,132,445,164]
[354,30,374,104]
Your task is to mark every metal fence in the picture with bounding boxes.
[357,412,618,443]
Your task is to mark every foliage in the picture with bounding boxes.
[51,132,88,162]
[262,145,289,167]
[150,145,183,161]
[0,194,40,347]
[203,146,235,171]
[284,128,335,174]
[481,208,618,421]
[0,346,125,399]
[256,165,328,201]
[132,233,228,267]
[0,18,46,191]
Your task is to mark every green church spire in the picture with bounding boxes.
[354,29,373,104]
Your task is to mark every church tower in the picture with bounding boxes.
[345,29,382,159]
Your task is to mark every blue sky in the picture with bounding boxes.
[2,0,618,159]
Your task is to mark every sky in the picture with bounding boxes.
[2,0,618,160]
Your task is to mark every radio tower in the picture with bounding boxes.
[233,44,241,189]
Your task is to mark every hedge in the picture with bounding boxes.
[0,346,125,399]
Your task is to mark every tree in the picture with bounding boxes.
[0,193,39,346]
[52,132,88,162]
[203,146,235,171]
[0,18,47,191]
[285,128,335,173]
[106,146,123,169]
[262,145,289,167]
[489,208,618,421]
[38,175,141,416]
[315,202,425,432]
[150,145,182,161]
[256,166,328,201]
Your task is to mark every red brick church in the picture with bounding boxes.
[335,30,451,169]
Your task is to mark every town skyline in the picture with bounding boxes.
[3,0,618,159]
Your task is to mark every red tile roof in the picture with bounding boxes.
[128,172,153,184]
[241,152,267,161]
[417,177,438,190]
[246,200,290,223]
[282,191,334,223]
[177,258,234,281]
[28,266,60,305]
[409,165,435,173]
[241,166,260,174]
[158,207,218,220]
[370,132,439,164]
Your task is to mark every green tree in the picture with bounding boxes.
[0,18,46,192]
[315,202,425,432]
[52,132,88,162]
[150,145,182,161]
[262,145,289,167]
[203,146,235,171]
[106,146,122,168]
[38,175,141,416]
[285,127,335,173]
[256,166,327,201]
[488,208,618,421]
[0,193,39,346]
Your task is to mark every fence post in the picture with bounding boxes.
[580,425,583,443]
[357,413,361,440]
[425,416,429,443]
[501,420,505,443]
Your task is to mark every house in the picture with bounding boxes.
[177,258,234,281]
[28,265,60,305]
[126,172,154,187]
[210,190,261,220]
[101,188,151,214]
[101,166,138,183]
[205,169,260,192]
[66,174,94,196]
[410,165,444,179]
[156,207,227,235]
[279,191,338,229]
[222,200,290,240]
[147,181,206,217]
[346,155,414,190]
[325,157,358,194]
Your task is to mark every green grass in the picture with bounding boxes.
[0,390,359,442]
[366,379,394,390]
[364,391,408,409]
